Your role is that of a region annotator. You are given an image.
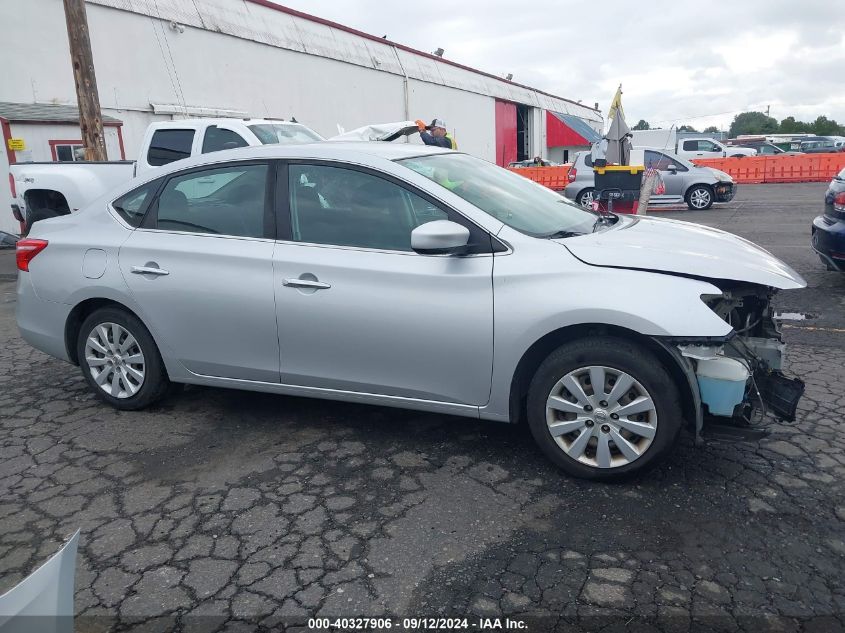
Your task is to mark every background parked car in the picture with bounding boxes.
[812,166,845,271]
[10,118,325,235]
[508,159,563,168]
[563,149,737,210]
[728,140,790,155]
[630,129,756,159]
[800,137,844,153]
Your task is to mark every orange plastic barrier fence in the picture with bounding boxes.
[692,153,845,184]
[507,165,571,190]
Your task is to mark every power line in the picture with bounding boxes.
[153,0,188,111]
[649,109,748,125]
[148,15,182,108]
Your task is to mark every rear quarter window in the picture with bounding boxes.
[202,126,249,154]
[112,179,160,227]
[147,129,195,166]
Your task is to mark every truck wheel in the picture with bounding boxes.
[76,307,171,410]
[576,188,595,208]
[526,337,682,481]
[686,185,714,210]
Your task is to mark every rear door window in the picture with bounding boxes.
[147,129,195,166]
[202,126,249,154]
[154,163,270,238]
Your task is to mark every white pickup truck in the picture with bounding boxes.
[10,118,325,233]
[630,129,757,160]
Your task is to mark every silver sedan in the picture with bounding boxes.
[15,143,803,480]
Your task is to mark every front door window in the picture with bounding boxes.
[288,164,447,251]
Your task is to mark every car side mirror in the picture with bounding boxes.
[667,164,678,172]
[411,220,471,255]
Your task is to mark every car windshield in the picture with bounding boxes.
[248,123,324,144]
[398,153,597,237]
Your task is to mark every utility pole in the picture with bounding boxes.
[766,105,770,117]
[62,0,107,161]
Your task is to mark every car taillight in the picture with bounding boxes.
[16,239,48,272]
[568,167,577,182]
[834,191,845,210]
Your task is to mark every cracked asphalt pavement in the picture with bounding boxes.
[1,183,844,632]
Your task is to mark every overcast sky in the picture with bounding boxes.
[276,0,845,130]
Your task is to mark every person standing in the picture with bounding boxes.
[590,136,608,168]
[415,118,457,149]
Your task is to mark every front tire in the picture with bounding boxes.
[526,337,682,481]
[686,185,714,210]
[76,307,170,410]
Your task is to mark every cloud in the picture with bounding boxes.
[273,0,845,129]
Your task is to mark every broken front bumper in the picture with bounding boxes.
[679,338,804,427]
[656,334,805,442]
[714,182,737,203]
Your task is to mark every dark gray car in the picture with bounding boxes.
[564,149,737,210]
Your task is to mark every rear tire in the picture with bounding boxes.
[576,188,596,208]
[686,185,714,210]
[76,307,171,410]
[526,337,683,481]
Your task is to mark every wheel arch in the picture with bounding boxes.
[576,187,595,203]
[685,182,714,197]
[65,298,146,365]
[24,188,71,212]
[23,189,71,234]
[508,323,697,431]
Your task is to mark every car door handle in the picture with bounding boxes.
[283,278,331,290]
[131,265,169,276]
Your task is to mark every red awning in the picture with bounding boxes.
[546,111,599,148]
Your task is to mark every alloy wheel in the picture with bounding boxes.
[84,322,146,399]
[689,188,712,209]
[579,190,595,208]
[545,365,658,469]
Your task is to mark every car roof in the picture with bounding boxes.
[152,118,308,128]
[134,142,454,184]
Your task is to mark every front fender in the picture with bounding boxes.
[483,244,731,421]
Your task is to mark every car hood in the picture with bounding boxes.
[559,215,806,290]
[707,168,734,183]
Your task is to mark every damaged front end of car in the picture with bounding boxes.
[655,282,805,440]
[674,283,805,436]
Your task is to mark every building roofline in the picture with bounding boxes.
[244,0,599,113]
[9,119,122,127]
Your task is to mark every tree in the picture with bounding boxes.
[703,125,720,133]
[780,115,844,136]
[633,119,650,130]
[728,111,779,137]
[678,124,699,133]
[779,116,809,134]
[810,115,842,136]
